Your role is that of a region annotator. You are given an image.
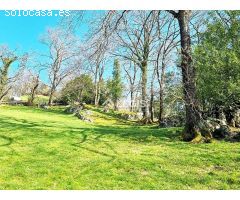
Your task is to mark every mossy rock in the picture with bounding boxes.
[190,131,204,144]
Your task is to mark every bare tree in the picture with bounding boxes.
[84,49,107,106]
[41,28,80,106]
[109,11,160,123]
[93,58,106,106]
[149,66,157,121]
[27,67,45,106]
[154,12,180,125]
[21,54,47,106]
[123,60,139,112]
[28,73,40,105]
[82,13,112,106]
[86,10,205,138]
[93,11,179,123]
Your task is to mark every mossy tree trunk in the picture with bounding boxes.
[0,57,17,103]
[168,10,202,141]
[178,11,202,141]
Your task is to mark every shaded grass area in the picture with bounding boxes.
[0,105,239,189]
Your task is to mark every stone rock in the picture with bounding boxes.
[206,118,227,129]
[228,132,240,142]
[119,112,144,121]
[64,105,93,122]
[75,110,93,123]
[158,116,184,128]
[40,104,49,109]
[230,119,235,127]
[212,125,231,139]
[81,102,86,106]
[233,109,240,128]
[64,105,81,114]
[224,131,240,142]
[103,107,110,113]
[85,110,92,115]
[120,113,129,120]
[198,118,232,140]
[136,112,143,120]
[119,113,135,120]
[159,121,167,128]
[219,111,227,123]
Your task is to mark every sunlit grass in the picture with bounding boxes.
[20,95,49,104]
[0,105,239,189]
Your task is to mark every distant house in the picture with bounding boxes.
[10,96,21,102]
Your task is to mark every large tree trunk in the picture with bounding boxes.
[149,87,154,122]
[114,101,118,111]
[177,10,202,141]
[150,67,156,122]
[95,83,101,106]
[96,73,103,106]
[130,89,134,112]
[48,87,55,106]
[141,61,148,119]
[28,84,38,106]
[94,83,99,106]
[128,63,137,112]
[96,81,101,106]
[94,64,99,106]
[28,77,39,106]
[0,58,15,104]
[140,61,151,124]
[158,62,166,124]
[0,89,7,103]
[0,87,11,103]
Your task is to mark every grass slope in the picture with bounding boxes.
[21,95,49,104]
[0,105,239,189]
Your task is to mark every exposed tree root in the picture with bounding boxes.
[190,131,204,143]
[182,126,213,144]
[139,117,153,125]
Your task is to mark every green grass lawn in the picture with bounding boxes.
[20,95,50,104]
[0,105,239,189]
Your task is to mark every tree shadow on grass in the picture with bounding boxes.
[0,112,185,166]
[0,113,181,143]
[91,107,138,125]
[0,109,183,158]
[0,116,61,131]
[36,107,68,116]
[72,143,117,161]
[7,105,68,117]
[86,125,181,143]
[69,126,184,166]
[0,135,13,146]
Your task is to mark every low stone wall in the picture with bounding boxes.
[64,104,93,123]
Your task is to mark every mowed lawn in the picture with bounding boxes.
[0,106,239,189]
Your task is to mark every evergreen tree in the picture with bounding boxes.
[109,59,123,110]
[194,11,240,119]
